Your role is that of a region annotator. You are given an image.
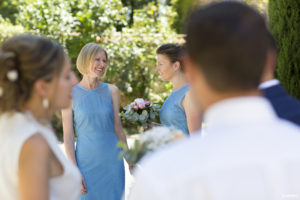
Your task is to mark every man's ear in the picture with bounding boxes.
[261,49,277,82]
[183,55,197,83]
[33,80,50,98]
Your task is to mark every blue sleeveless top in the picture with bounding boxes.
[160,84,190,135]
[72,82,125,200]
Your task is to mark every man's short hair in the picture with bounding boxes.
[186,2,269,91]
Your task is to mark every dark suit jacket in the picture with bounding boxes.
[262,83,300,126]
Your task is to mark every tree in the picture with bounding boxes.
[0,17,25,43]
[269,0,300,99]
[121,0,156,27]
[17,0,77,46]
[171,0,198,33]
[0,0,19,23]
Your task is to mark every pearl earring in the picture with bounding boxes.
[42,98,49,109]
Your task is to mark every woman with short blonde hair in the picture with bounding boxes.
[62,43,127,199]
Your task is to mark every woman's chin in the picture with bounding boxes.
[95,72,105,78]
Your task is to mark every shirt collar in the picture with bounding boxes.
[258,79,280,90]
[203,96,277,128]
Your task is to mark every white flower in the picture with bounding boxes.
[127,86,133,93]
[134,98,145,105]
[140,126,185,150]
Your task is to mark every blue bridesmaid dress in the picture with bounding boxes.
[160,84,190,135]
[72,82,125,200]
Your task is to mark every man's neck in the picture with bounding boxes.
[203,90,262,112]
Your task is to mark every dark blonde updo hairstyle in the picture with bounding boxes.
[0,34,66,113]
[156,44,185,71]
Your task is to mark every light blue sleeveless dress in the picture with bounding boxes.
[72,82,125,200]
[160,84,190,135]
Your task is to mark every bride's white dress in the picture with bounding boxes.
[0,112,81,200]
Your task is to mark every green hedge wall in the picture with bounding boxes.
[269,0,300,99]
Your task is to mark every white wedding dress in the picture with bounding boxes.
[0,111,81,200]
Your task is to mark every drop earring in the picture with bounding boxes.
[42,98,49,109]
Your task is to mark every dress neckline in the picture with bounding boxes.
[172,84,189,93]
[23,110,53,130]
[77,81,103,91]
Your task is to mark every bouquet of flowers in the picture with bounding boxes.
[120,98,161,129]
[118,126,185,166]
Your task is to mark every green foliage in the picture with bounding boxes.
[0,17,26,43]
[171,0,198,33]
[71,0,128,34]
[0,16,25,43]
[66,0,129,62]
[17,0,77,45]
[121,0,156,27]
[269,0,300,99]
[0,0,20,23]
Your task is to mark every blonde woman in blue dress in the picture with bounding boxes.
[156,44,202,135]
[62,43,127,200]
[0,34,81,200]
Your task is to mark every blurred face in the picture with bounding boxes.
[50,59,77,110]
[156,54,176,81]
[184,55,210,111]
[88,50,107,78]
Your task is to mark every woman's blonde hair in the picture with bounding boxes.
[0,34,66,113]
[76,43,107,75]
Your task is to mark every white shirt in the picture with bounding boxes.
[128,97,300,200]
[0,112,81,200]
[258,79,280,90]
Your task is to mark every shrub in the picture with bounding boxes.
[269,0,300,99]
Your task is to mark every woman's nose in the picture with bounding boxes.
[100,61,107,67]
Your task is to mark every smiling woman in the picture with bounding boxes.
[62,43,128,200]
[156,44,203,135]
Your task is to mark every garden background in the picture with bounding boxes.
[0,0,299,139]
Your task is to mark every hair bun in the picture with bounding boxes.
[0,50,17,69]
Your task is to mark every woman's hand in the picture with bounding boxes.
[128,163,135,174]
[81,175,87,194]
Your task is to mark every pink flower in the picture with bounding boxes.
[130,102,136,108]
[145,101,151,106]
[139,104,145,109]
[134,98,145,105]
[133,105,139,110]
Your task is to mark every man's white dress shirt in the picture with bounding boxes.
[128,97,300,200]
[258,79,280,90]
